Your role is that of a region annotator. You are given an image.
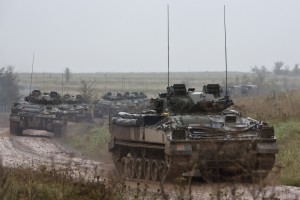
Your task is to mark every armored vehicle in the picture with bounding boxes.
[24,90,62,104]
[93,91,148,118]
[60,94,92,122]
[60,104,92,122]
[9,90,67,137]
[9,103,67,137]
[108,84,278,182]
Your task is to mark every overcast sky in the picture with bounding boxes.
[0,0,299,73]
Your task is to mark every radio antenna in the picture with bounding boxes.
[62,68,64,95]
[224,5,228,97]
[29,52,34,95]
[167,4,170,88]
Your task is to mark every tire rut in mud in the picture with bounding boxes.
[0,129,109,180]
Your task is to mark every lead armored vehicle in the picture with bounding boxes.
[9,90,67,137]
[9,103,67,137]
[108,84,278,182]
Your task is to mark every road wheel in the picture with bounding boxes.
[151,160,158,181]
[158,161,168,182]
[121,157,128,177]
[144,159,151,181]
[135,158,143,179]
[128,158,135,179]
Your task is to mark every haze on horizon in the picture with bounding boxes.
[0,0,299,73]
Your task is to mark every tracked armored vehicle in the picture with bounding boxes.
[24,90,62,105]
[108,84,278,182]
[9,102,67,137]
[60,104,92,122]
[60,94,92,122]
[93,91,148,118]
[9,90,67,137]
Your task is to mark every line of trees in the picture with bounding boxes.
[251,61,300,77]
[0,66,20,105]
[273,61,300,76]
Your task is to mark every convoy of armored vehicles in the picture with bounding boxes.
[108,84,279,182]
[9,89,148,138]
[8,84,278,183]
[8,81,278,183]
[9,90,93,137]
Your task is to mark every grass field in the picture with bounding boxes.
[17,71,243,98]
[16,71,300,103]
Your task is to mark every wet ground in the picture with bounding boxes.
[0,128,110,180]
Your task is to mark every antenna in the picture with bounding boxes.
[42,72,44,90]
[62,68,64,95]
[105,73,107,92]
[167,4,170,88]
[29,52,34,95]
[224,5,228,97]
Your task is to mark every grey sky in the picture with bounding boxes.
[0,0,299,73]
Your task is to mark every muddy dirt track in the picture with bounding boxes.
[0,127,299,199]
[0,128,110,179]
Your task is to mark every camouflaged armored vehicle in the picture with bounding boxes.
[59,94,92,122]
[9,90,67,137]
[24,90,62,105]
[60,103,92,122]
[93,91,148,118]
[9,102,67,137]
[108,84,278,182]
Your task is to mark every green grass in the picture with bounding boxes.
[274,120,300,186]
[61,120,111,162]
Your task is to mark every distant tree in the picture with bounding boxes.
[241,74,250,85]
[64,67,71,82]
[251,66,267,86]
[234,76,240,85]
[292,64,300,76]
[79,80,95,103]
[0,66,20,104]
[273,61,284,75]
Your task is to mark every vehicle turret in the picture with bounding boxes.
[151,83,233,114]
[24,90,62,105]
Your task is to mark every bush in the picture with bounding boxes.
[0,66,20,105]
